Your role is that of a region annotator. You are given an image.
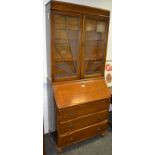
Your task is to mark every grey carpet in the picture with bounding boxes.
[44,131,112,155]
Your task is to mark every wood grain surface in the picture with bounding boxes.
[53,79,110,109]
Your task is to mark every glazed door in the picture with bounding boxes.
[51,11,82,82]
[82,15,109,78]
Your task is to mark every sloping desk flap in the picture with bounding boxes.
[53,79,110,109]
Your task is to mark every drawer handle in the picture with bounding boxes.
[68,112,74,116]
[97,127,101,131]
[98,105,103,110]
[97,115,102,119]
[70,137,74,141]
[68,124,74,128]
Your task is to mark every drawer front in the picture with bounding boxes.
[58,120,108,147]
[59,109,109,134]
[57,99,109,122]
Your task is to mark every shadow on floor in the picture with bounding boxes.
[44,130,112,155]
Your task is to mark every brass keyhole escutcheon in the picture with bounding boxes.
[81,84,85,88]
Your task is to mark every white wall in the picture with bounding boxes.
[43,0,112,134]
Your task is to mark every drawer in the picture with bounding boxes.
[57,99,109,122]
[57,120,108,147]
[58,109,109,134]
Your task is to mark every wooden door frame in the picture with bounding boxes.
[50,10,83,83]
[80,14,110,79]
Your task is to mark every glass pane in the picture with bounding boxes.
[84,18,106,75]
[54,15,80,79]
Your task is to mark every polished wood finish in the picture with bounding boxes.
[53,79,110,108]
[58,120,108,147]
[59,110,108,134]
[53,79,110,151]
[49,1,110,82]
[57,100,109,122]
[46,1,111,152]
[50,1,110,17]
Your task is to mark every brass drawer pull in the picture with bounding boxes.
[68,124,74,128]
[97,127,101,131]
[68,111,74,116]
[70,137,74,141]
[97,115,102,119]
[98,105,103,110]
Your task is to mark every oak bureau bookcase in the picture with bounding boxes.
[46,1,111,152]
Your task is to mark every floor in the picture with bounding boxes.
[44,129,112,155]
